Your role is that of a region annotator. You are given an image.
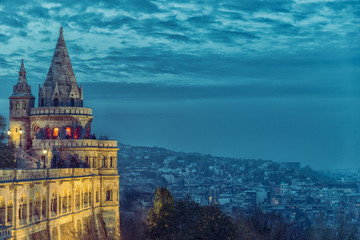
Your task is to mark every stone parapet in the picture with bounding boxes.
[0,168,105,183]
[30,107,92,116]
[32,139,118,149]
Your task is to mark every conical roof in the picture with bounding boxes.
[11,59,33,97]
[44,27,77,86]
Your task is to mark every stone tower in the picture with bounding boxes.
[4,27,120,239]
[8,60,35,149]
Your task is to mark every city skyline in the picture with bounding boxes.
[0,0,359,169]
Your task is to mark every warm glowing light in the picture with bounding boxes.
[7,129,11,136]
[53,127,59,138]
[66,127,72,139]
[19,128,23,134]
[43,148,47,154]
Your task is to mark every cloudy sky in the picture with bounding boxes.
[0,0,359,169]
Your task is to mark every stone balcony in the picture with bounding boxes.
[0,168,118,183]
[30,107,92,116]
[32,139,118,149]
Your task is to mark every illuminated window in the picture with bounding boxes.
[16,103,20,109]
[66,127,72,139]
[74,127,81,139]
[23,102,26,109]
[53,128,59,139]
[45,128,51,139]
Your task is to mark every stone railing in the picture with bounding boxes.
[30,107,92,116]
[0,168,99,183]
[0,226,12,239]
[32,139,118,149]
[16,147,38,169]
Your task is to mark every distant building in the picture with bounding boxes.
[281,162,301,170]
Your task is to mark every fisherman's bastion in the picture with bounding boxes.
[0,27,120,239]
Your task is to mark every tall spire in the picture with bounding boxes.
[18,59,27,83]
[44,26,77,86]
[39,27,83,107]
[11,59,33,97]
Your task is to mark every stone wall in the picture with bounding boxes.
[0,169,119,240]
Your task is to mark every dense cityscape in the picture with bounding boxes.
[119,143,360,237]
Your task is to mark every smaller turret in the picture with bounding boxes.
[9,60,35,149]
[9,60,35,117]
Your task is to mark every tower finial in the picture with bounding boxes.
[60,26,63,34]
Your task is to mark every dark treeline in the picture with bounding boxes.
[121,187,358,240]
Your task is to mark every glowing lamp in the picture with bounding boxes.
[19,128,23,134]
[43,148,47,154]
[7,129,11,136]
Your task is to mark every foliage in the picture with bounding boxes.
[146,188,238,240]
[0,115,15,168]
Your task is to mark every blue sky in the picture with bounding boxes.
[0,0,359,169]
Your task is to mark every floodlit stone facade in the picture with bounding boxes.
[3,27,120,240]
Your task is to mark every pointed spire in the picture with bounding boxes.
[11,59,33,97]
[40,27,83,107]
[18,59,27,84]
[44,26,77,86]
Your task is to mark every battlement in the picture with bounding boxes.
[30,107,92,116]
[32,139,118,149]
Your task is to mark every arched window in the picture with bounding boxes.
[106,190,113,201]
[0,197,5,225]
[102,156,106,168]
[66,127,72,139]
[19,196,27,223]
[29,197,33,222]
[93,158,96,168]
[68,193,72,212]
[74,127,81,139]
[75,188,80,210]
[54,98,59,106]
[41,99,44,106]
[70,98,74,107]
[85,127,90,139]
[84,189,89,208]
[22,102,26,110]
[42,196,46,217]
[51,192,57,216]
[110,157,113,168]
[45,128,51,139]
[53,127,59,139]
[7,201,13,225]
[96,188,99,203]
[62,192,67,213]
[7,200,14,225]
[85,156,89,167]
[16,103,19,109]
[34,193,41,219]
[89,190,92,207]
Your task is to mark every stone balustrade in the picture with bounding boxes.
[30,107,92,116]
[0,226,12,240]
[32,139,118,149]
[0,168,103,183]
